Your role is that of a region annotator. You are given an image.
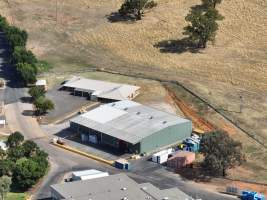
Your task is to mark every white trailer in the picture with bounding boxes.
[152,150,169,164]
[71,169,109,181]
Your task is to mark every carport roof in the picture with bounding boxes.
[70,100,191,144]
[63,77,140,101]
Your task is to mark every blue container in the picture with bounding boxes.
[115,161,124,169]
[241,190,265,200]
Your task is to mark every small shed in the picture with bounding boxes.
[35,79,47,91]
[167,151,195,169]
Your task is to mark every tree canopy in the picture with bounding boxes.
[1,133,49,191]
[16,63,37,84]
[34,96,54,115]
[6,132,24,148]
[200,130,245,176]
[119,0,156,20]
[202,0,222,8]
[183,7,222,48]
[0,176,11,200]
[12,46,37,65]
[28,86,45,100]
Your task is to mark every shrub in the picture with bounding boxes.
[12,46,37,65]
[16,63,37,84]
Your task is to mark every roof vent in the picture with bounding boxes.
[163,197,169,200]
[124,107,128,111]
[149,116,153,119]
[122,197,128,200]
[111,103,116,106]
[121,187,127,191]
[163,121,167,124]
[136,111,141,115]
[146,196,152,199]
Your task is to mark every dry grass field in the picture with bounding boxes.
[0,0,267,182]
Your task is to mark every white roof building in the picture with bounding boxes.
[35,79,47,86]
[62,77,140,101]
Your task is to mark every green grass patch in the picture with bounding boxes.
[163,82,209,115]
[6,192,26,200]
[37,60,53,73]
[0,134,7,140]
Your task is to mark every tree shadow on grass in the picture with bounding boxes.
[176,167,214,182]
[154,38,202,54]
[22,110,35,116]
[106,12,136,23]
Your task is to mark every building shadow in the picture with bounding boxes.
[106,12,136,23]
[54,128,126,157]
[154,38,201,54]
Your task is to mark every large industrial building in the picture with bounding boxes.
[61,77,140,102]
[51,173,193,200]
[70,100,192,154]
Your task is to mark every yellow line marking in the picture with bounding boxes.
[52,143,114,166]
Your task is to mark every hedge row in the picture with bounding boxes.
[0,15,38,84]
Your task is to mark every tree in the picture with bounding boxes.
[34,97,54,115]
[6,132,24,148]
[16,63,37,84]
[0,160,15,177]
[12,46,37,65]
[0,176,11,200]
[0,149,6,160]
[202,0,222,8]
[200,130,245,176]
[22,141,39,157]
[13,158,43,190]
[5,26,28,48]
[0,16,8,31]
[28,86,45,100]
[183,7,222,48]
[7,146,25,162]
[119,0,156,20]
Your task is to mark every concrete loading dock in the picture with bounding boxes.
[61,77,140,102]
[70,100,192,154]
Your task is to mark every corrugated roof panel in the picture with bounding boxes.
[70,100,191,144]
[81,106,126,124]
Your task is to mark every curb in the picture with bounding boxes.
[52,143,114,166]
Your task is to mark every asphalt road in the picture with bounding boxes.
[0,32,237,200]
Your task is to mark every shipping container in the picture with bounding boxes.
[152,150,169,164]
[167,151,195,169]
